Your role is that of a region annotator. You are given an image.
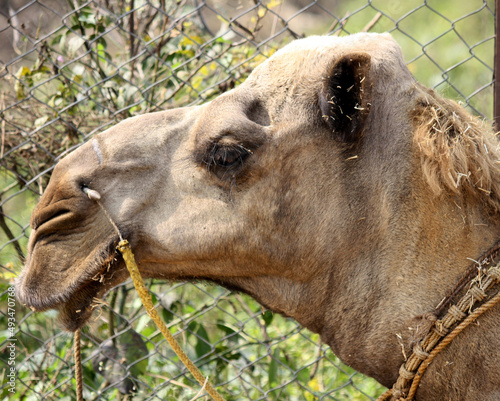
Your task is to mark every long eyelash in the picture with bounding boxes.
[205,143,252,171]
[204,145,217,170]
[231,145,252,166]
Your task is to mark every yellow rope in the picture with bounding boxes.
[77,193,224,399]
[74,328,84,401]
[117,239,226,401]
[376,271,500,401]
[376,388,395,401]
[406,289,500,400]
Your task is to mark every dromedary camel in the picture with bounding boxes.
[16,33,500,400]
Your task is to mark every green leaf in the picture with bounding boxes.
[262,310,274,326]
[71,63,85,76]
[150,292,158,304]
[97,42,106,60]
[187,321,198,337]
[216,321,242,343]
[135,314,151,333]
[14,66,31,99]
[59,32,67,49]
[161,299,180,324]
[78,8,96,26]
[68,36,85,55]
[194,323,212,358]
[120,329,149,377]
[16,66,31,78]
[162,307,174,324]
[268,347,280,387]
[14,82,25,100]
[297,367,310,385]
[34,116,49,128]
[97,36,107,48]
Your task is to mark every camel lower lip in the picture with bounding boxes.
[57,282,102,332]
[57,248,125,331]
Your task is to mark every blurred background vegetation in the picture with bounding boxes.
[0,0,495,399]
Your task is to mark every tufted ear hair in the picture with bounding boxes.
[319,53,372,143]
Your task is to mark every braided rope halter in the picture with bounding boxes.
[378,241,500,401]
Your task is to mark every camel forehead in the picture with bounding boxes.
[277,33,397,56]
[242,33,405,99]
[257,33,400,73]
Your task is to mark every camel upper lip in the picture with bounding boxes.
[17,235,124,315]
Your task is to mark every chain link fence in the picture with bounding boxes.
[0,0,496,400]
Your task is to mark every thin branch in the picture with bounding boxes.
[362,12,383,32]
[0,203,25,261]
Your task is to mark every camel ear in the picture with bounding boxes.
[319,53,372,143]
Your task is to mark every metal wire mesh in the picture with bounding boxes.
[0,0,496,400]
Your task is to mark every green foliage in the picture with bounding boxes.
[0,277,384,400]
[1,0,272,193]
[92,328,148,394]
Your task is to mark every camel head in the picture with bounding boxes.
[16,33,500,391]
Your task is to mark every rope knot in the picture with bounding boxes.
[412,342,429,361]
[448,304,466,320]
[398,364,416,381]
[488,265,500,282]
[432,321,449,337]
[468,286,487,303]
[391,388,407,400]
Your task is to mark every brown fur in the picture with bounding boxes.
[413,88,500,211]
[16,34,500,400]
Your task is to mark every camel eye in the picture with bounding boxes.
[213,147,240,167]
[209,144,251,169]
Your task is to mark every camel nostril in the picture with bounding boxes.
[33,209,72,230]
